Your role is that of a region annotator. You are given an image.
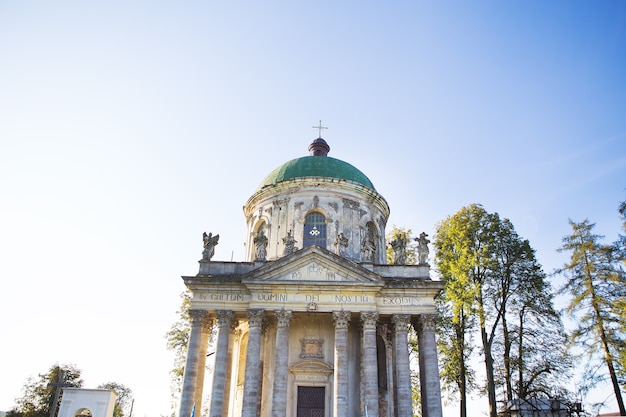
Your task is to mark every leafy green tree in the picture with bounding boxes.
[495,259,571,401]
[97,383,133,417]
[435,204,501,417]
[487,222,571,403]
[434,293,476,417]
[7,364,83,417]
[436,204,569,417]
[165,290,192,413]
[556,219,626,416]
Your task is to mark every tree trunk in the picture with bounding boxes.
[481,325,498,417]
[457,313,468,417]
[594,302,626,415]
[517,309,525,399]
[477,289,497,417]
[502,313,513,403]
[585,248,626,417]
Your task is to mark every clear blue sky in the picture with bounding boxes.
[1,2,625,416]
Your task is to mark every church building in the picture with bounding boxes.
[178,133,444,417]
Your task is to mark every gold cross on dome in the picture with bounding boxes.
[312,120,328,138]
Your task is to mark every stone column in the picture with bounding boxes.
[271,310,293,417]
[242,309,265,417]
[333,311,351,417]
[392,314,413,417]
[361,311,379,417]
[179,310,212,417]
[378,324,394,417]
[223,328,238,417]
[416,314,443,417]
[195,313,212,412]
[209,310,235,417]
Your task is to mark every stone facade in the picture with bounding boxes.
[178,138,444,417]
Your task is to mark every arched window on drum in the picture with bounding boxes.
[303,212,327,249]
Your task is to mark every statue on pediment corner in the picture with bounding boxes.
[202,232,219,261]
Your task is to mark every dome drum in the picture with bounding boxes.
[244,180,389,264]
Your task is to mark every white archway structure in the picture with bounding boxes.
[58,388,117,417]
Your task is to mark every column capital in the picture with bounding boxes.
[189,309,213,331]
[275,309,293,328]
[392,313,411,331]
[360,311,379,330]
[332,311,351,329]
[215,310,235,327]
[247,309,265,328]
[416,313,438,333]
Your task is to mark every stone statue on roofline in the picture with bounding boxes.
[416,232,430,265]
[202,232,219,261]
[389,230,408,265]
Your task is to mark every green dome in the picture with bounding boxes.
[257,156,376,191]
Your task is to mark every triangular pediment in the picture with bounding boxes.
[242,245,382,284]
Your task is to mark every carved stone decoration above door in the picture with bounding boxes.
[289,359,333,383]
[300,337,324,359]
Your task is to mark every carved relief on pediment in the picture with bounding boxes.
[274,262,350,282]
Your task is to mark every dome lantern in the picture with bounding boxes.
[308,138,330,156]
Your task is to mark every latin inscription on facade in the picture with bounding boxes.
[199,293,248,302]
[382,296,422,306]
[198,292,422,307]
[293,374,329,382]
[256,293,288,302]
[334,295,371,303]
